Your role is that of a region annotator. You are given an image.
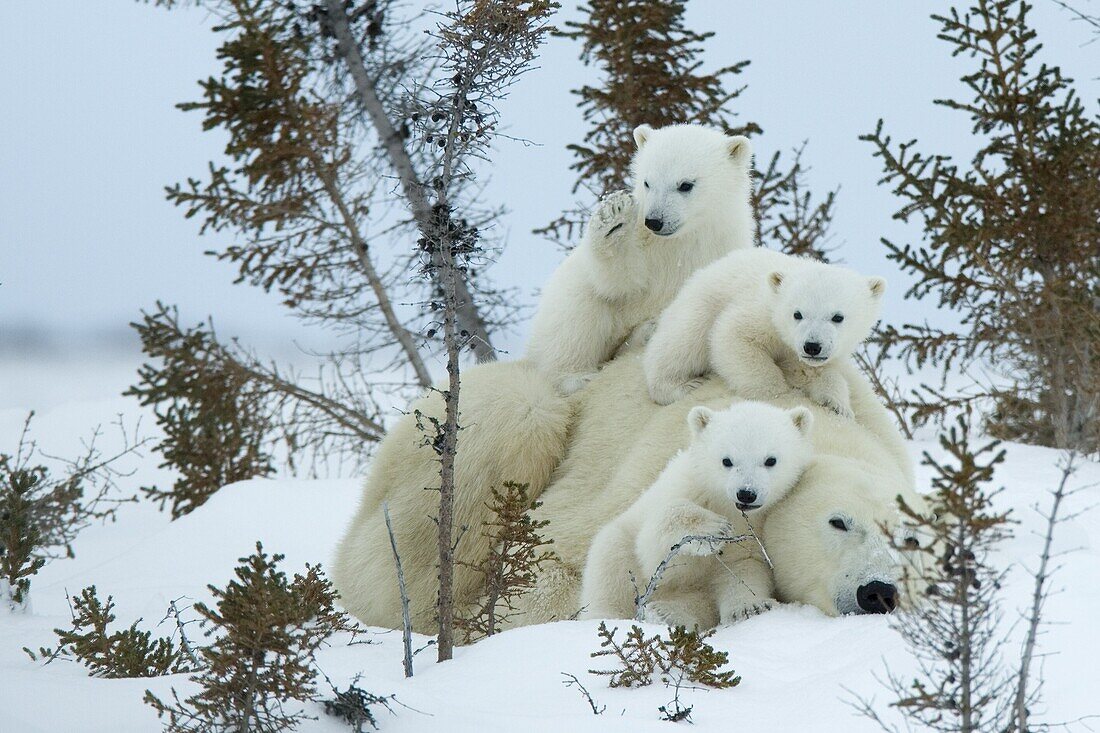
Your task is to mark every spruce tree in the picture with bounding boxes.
[128,304,275,518]
[537,0,758,245]
[26,586,195,678]
[863,0,1100,452]
[856,415,1015,732]
[145,543,352,732]
[540,0,837,262]
[455,482,555,642]
[1,414,139,610]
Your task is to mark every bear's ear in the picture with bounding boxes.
[633,124,654,149]
[789,406,814,436]
[768,271,784,293]
[868,276,887,299]
[687,406,713,436]
[726,135,751,162]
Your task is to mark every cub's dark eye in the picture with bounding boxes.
[721,457,733,468]
[644,181,650,189]
[793,311,803,320]
[764,456,777,467]
[829,517,849,532]
[831,314,845,323]
[677,181,695,192]
[904,536,920,550]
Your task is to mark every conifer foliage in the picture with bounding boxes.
[541,0,837,262]
[145,543,354,732]
[863,0,1100,452]
[128,304,275,518]
[589,622,740,690]
[560,0,760,197]
[26,586,196,678]
[865,418,1014,732]
[1,414,139,610]
[455,482,555,642]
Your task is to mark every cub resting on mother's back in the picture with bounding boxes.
[644,248,887,418]
[526,123,755,395]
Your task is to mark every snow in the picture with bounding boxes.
[2,403,1097,731]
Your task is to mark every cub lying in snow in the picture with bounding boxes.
[643,248,886,418]
[579,400,813,628]
[525,123,754,395]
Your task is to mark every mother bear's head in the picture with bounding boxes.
[762,454,927,617]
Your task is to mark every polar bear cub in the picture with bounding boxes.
[580,400,814,628]
[644,248,886,417]
[526,124,755,395]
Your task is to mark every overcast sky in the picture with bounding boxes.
[1,0,1097,360]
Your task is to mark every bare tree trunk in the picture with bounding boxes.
[957,520,974,733]
[323,0,496,363]
[1013,452,1076,731]
[311,163,434,388]
[383,502,414,678]
[435,256,461,662]
[244,13,435,388]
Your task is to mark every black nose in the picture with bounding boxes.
[856,581,898,614]
[803,341,822,357]
[736,489,757,505]
[644,217,664,232]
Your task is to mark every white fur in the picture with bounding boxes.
[515,347,921,626]
[330,360,572,632]
[580,401,813,627]
[644,248,887,418]
[762,454,927,617]
[526,124,754,394]
[331,331,919,632]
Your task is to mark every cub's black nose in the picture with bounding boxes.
[644,217,664,232]
[803,341,822,357]
[736,488,757,505]
[857,581,898,614]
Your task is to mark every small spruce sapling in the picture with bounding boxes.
[145,543,356,732]
[455,482,556,642]
[128,304,276,518]
[25,586,196,678]
[1,413,141,611]
[855,414,1014,733]
[589,621,740,690]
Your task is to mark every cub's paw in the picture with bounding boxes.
[627,318,658,347]
[558,372,597,396]
[805,371,854,419]
[648,377,704,406]
[587,190,637,251]
[639,601,701,629]
[813,393,854,420]
[679,515,735,556]
[721,600,776,625]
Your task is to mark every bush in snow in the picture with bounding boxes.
[589,621,741,690]
[145,543,356,732]
[857,413,1079,732]
[455,482,556,643]
[0,413,139,611]
[128,304,276,519]
[25,585,197,678]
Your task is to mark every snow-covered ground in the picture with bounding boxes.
[1,387,1097,732]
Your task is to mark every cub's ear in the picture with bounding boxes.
[634,124,654,149]
[789,406,814,436]
[687,406,714,436]
[768,271,784,293]
[726,135,751,162]
[868,276,887,299]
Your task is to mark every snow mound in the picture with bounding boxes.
[2,442,1097,731]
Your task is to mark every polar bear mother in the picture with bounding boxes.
[332,343,921,632]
